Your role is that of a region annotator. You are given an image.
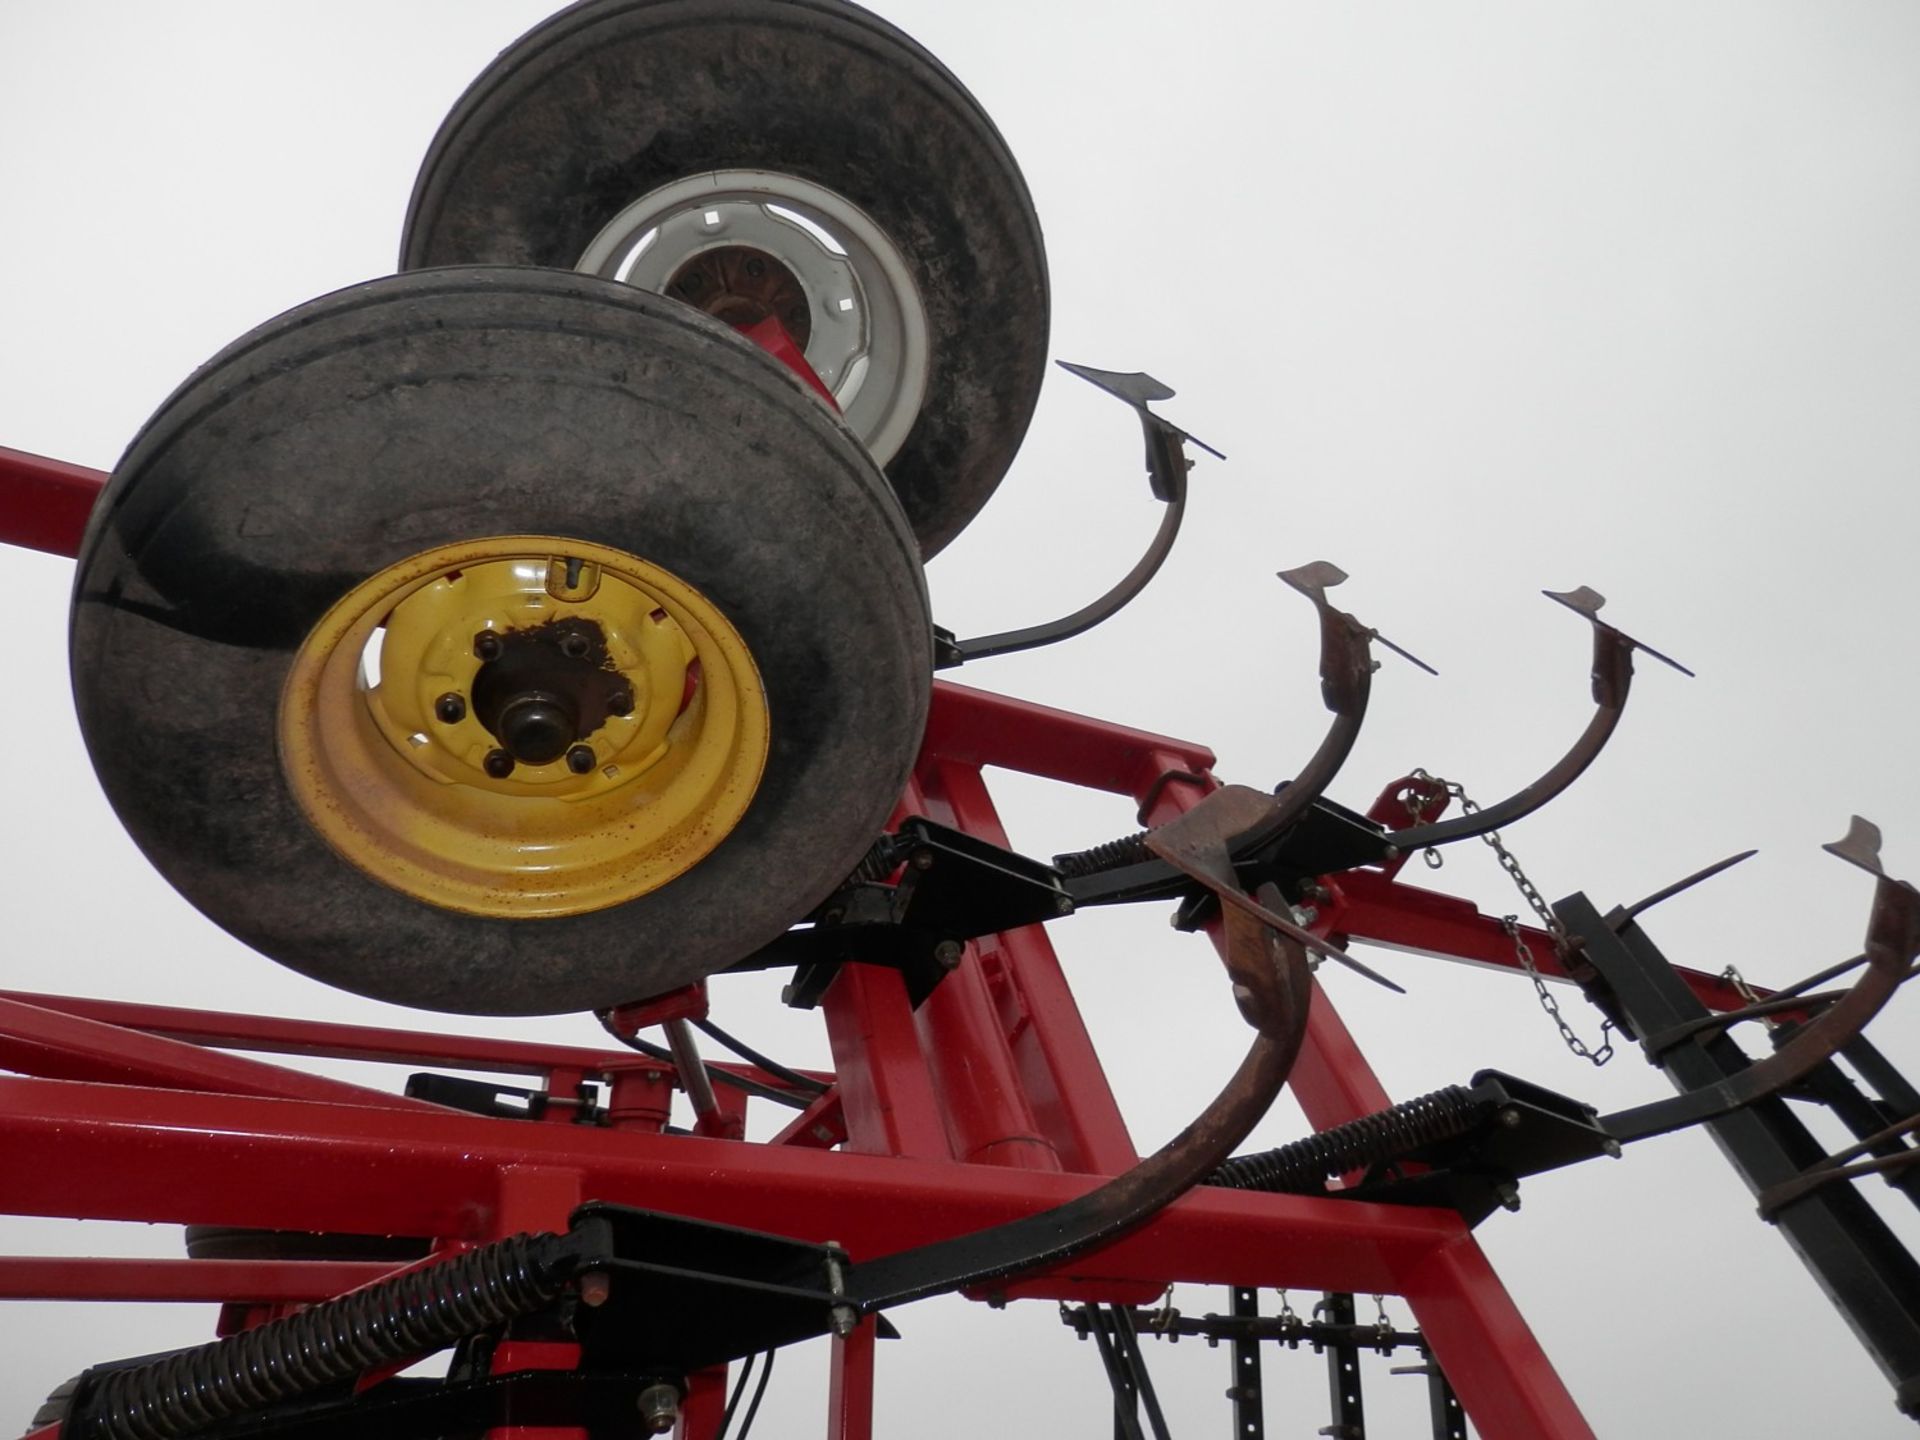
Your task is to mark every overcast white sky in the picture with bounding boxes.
[3,2,1920,1436]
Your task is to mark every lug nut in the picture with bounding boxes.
[483,749,515,779]
[473,631,502,662]
[745,256,766,277]
[434,693,466,724]
[566,744,596,775]
[636,1384,681,1436]
[559,632,591,660]
[607,689,634,717]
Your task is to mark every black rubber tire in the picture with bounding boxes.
[181,1226,433,1264]
[71,266,931,1015]
[399,0,1048,560]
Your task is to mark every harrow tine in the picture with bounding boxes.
[1395,585,1692,853]
[1617,848,1760,925]
[1603,818,1920,1145]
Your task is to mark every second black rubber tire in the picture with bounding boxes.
[400,0,1049,560]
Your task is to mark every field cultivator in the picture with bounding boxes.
[2,3,1917,1437]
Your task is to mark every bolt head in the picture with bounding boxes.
[473,631,502,662]
[434,693,466,725]
[1498,1107,1522,1129]
[933,940,964,970]
[566,744,596,775]
[745,256,767,277]
[559,632,590,660]
[483,749,515,779]
[607,689,635,717]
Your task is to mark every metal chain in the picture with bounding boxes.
[1405,769,1615,1066]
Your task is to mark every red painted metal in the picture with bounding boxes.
[828,1319,877,1440]
[0,628,1761,1435]
[678,1366,728,1440]
[735,314,840,409]
[0,445,105,557]
[0,1256,398,1303]
[604,983,710,1033]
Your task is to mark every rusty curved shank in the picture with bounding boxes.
[1396,587,1691,851]
[1605,817,1919,1145]
[849,877,1311,1311]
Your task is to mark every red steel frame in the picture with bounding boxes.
[0,451,1751,1438]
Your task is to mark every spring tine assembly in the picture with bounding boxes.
[1603,817,1920,1145]
[935,362,1222,668]
[1396,586,1690,852]
[1146,567,1411,993]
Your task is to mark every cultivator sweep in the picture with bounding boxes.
[3,3,1918,1438]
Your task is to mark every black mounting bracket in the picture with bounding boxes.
[726,817,1073,1009]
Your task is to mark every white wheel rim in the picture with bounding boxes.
[578,169,930,467]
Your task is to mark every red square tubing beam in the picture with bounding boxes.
[0,1075,1457,1298]
[0,446,105,557]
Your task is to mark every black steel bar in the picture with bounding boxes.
[1787,1055,1920,1212]
[1845,1035,1920,1127]
[1088,1305,1149,1440]
[1228,1288,1265,1440]
[1424,1352,1467,1440]
[1318,1293,1365,1440]
[1111,1306,1175,1440]
[1560,892,1920,1421]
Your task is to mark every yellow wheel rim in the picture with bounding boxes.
[280,536,769,918]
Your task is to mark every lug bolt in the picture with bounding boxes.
[434,693,466,724]
[566,744,596,775]
[745,256,766,278]
[483,749,515,779]
[559,632,590,660]
[607,689,634,717]
[473,631,502,663]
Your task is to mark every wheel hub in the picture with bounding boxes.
[667,245,812,347]
[279,537,769,918]
[467,618,634,770]
[576,170,929,466]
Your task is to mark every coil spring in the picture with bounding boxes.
[1209,1085,1489,1194]
[844,839,904,886]
[81,1232,568,1440]
[1052,830,1154,879]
